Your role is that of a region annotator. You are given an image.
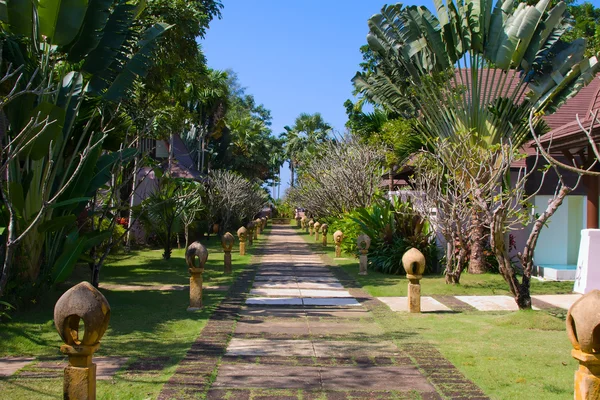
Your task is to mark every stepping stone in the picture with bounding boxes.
[455,295,539,311]
[303,298,361,307]
[246,297,303,306]
[300,289,352,298]
[214,364,321,389]
[250,288,302,297]
[226,339,315,357]
[532,294,581,309]
[235,320,310,335]
[312,341,402,357]
[95,357,129,380]
[321,366,436,392]
[0,357,34,377]
[259,271,334,277]
[377,297,452,312]
[204,285,230,292]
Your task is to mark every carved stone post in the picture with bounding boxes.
[222,232,234,274]
[567,290,600,399]
[255,218,262,236]
[54,282,111,400]
[296,216,302,227]
[309,219,315,236]
[333,230,344,258]
[261,217,267,230]
[247,221,255,246]
[237,227,247,256]
[302,216,308,233]
[314,222,321,241]
[402,248,426,313]
[186,242,208,311]
[357,234,371,275]
[321,224,328,246]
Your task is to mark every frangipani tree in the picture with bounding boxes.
[354,0,599,279]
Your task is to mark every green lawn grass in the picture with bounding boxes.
[0,229,268,399]
[298,226,576,400]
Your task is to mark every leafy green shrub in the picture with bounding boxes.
[93,217,126,253]
[325,213,362,255]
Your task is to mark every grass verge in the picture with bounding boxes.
[297,226,575,400]
[0,229,268,399]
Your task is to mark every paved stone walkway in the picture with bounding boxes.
[161,225,489,399]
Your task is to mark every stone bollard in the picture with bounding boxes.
[321,224,329,246]
[247,221,255,246]
[333,230,344,258]
[186,242,208,311]
[261,217,267,230]
[255,218,262,236]
[222,232,234,274]
[302,216,309,233]
[567,290,600,399]
[357,234,371,275]
[237,227,247,256]
[402,248,426,313]
[54,282,111,400]
[296,216,302,227]
[309,219,315,236]
[314,222,321,241]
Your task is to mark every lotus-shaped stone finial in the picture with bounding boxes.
[237,226,247,241]
[321,224,328,235]
[567,290,600,354]
[186,242,208,270]
[314,222,321,232]
[402,248,426,278]
[356,234,371,254]
[54,282,111,347]
[222,232,234,252]
[333,230,344,244]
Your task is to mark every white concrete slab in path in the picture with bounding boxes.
[246,297,303,306]
[378,297,451,312]
[303,298,361,306]
[0,357,34,377]
[456,295,539,311]
[226,339,315,357]
[300,289,352,298]
[532,294,582,309]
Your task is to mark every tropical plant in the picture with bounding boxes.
[283,113,332,187]
[354,0,599,300]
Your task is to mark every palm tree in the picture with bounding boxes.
[353,0,599,303]
[283,113,332,186]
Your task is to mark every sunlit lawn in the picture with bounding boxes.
[298,225,575,400]
[0,229,268,399]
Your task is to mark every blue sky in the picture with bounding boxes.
[201,0,434,198]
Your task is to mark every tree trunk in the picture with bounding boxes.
[468,209,487,274]
[163,224,172,260]
[388,168,393,196]
[184,225,190,250]
[290,160,295,187]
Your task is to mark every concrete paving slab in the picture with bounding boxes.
[308,321,384,335]
[240,308,307,318]
[304,309,370,318]
[250,288,302,297]
[296,277,339,283]
[226,339,315,357]
[253,282,299,289]
[300,290,352,298]
[296,282,344,290]
[456,295,539,311]
[303,298,361,307]
[320,366,436,391]
[0,357,34,377]
[313,341,401,357]
[378,297,452,312]
[235,320,310,335]
[246,297,303,306]
[254,276,298,281]
[214,364,321,389]
[259,271,334,277]
[532,294,581,309]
